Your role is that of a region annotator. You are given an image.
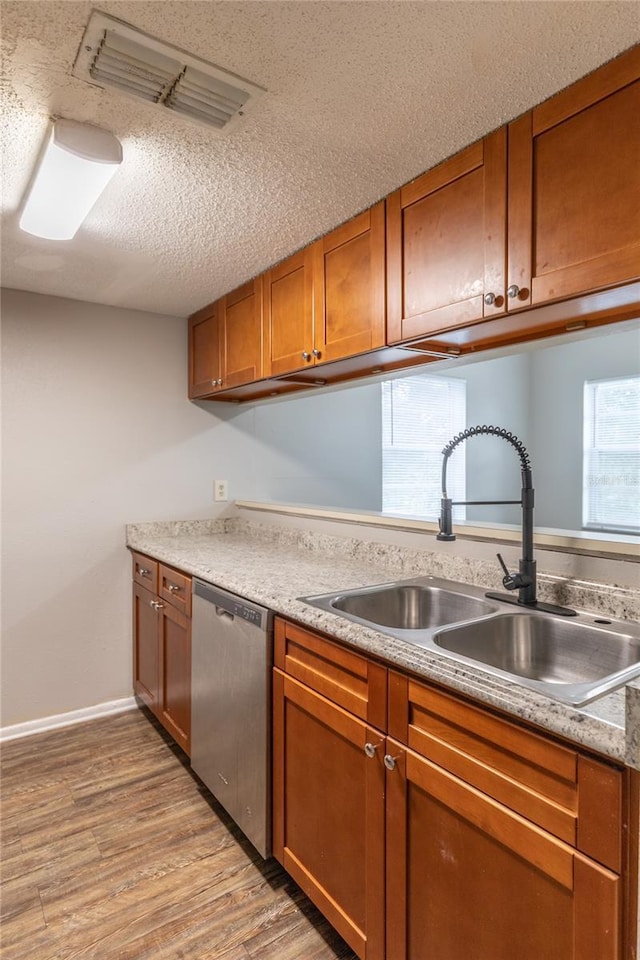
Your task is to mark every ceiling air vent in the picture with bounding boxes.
[72,11,265,133]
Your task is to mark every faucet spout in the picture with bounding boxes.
[437,425,536,605]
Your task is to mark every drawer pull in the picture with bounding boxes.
[364,742,380,759]
[384,753,400,771]
[168,584,180,593]
[139,567,151,576]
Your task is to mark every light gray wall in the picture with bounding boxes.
[530,326,640,530]
[0,290,257,727]
[461,353,532,525]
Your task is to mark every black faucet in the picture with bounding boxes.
[437,425,576,616]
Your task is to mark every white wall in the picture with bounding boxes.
[0,289,258,727]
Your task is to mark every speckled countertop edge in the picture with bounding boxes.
[126,517,640,768]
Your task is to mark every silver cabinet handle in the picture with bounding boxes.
[149,599,156,608]
[155,601,165,610]
[210,379,216,387]
[364,742,378,759]
[168,584,180,593]
[301,351,311,361]
[507,284,521,299]
[138,567,150,576]
[384,754,399,771]
[217,378,223,386]
[483,292,496,306]
[312,348,322,359]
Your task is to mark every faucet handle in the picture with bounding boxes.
[496,553,532,591]
[496,552,519,591]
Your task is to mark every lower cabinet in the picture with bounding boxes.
[131,551,192,755]
[273,617,633,960]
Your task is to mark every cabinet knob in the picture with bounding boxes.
[155,601,165,610]
[364,742,379,759]
[483,292,496,306]
[210,379,216,387]
[301,351,311,361]
[312,348,322,359]
[507,284,521,299]
[383,754,400,771]
[138,567,150,576]
[217,378,223,386]
[168,584,180,593]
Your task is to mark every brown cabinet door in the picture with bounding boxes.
[188,301,223,398]
[387,127,507,343]
[221,278,264,388]
[273,669,385,960]
[133,581,160,715]
[313,202,386,363]
[508,46,640,310]
[385,740,621,960]
[264,248,314,376]
[158,601,191,756]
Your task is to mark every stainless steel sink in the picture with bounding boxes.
[300,576,640,706]
[434,613,640,704]
[301,577,499,635]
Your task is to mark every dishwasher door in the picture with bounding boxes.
[191,579,272,858]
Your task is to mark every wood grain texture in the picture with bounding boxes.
[0,709,357,960]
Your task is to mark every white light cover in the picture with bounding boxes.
[19,119,122,240]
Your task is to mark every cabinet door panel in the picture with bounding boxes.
[509,48,640,309]
[315,203,385,362]
[222,278,263,388]
[386,740,621,960]
[188,304,222,398]
[159,603,191,756]
[387,129,507,343]
[273,670,385,960]
[265,249,314,376]
[133,582,160,714]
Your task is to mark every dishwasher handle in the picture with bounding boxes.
[193,579,270,630]
[215,605,234,622]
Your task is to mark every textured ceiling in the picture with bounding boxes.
[1,1,639,318]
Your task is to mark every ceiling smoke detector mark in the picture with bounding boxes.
[72,10,266,133]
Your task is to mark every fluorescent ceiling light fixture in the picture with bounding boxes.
[19,119,122,240]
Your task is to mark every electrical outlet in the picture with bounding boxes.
[214,479,228,502]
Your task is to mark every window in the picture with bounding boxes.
[583,376,640,534]
[382,374,466,519]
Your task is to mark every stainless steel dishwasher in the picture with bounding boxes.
[191,579,273,858]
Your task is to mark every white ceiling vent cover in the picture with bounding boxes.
[73,11,266,133]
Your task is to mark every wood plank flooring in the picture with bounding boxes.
[1,708,358,960]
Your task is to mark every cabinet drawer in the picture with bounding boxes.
[275,618,387,730]
[132,551,158,593]
[389,673,622,871]
[159,564,191,617]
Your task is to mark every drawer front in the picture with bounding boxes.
[274,618,387,730]
[388,673,622,870]
[159,564,191,617]
[132,551,158,593]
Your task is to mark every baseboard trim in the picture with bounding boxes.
[0,697,138,743]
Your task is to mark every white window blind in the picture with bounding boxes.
[583,376,640,534]
[382,375,466,520]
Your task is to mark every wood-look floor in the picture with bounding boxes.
[1,708,358,960]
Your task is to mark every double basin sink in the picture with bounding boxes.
[301,577,640,706]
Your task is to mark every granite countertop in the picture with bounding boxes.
[126,517,640,770]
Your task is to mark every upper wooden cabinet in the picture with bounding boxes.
[219,278,263,388]
[265,203,386,377]
[386,128,507,344]
[388,46,640,347]
[188,300,222,399]
[508,45,640,310]
[188,278,263,398]
[313,202,386,363]
[264,247,314,377]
